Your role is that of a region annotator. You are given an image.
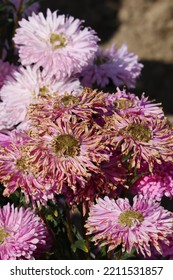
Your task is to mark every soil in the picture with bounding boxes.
[41,0,173,115]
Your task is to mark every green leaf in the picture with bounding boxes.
[71,239,89,253]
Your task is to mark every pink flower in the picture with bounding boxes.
[131,161,173,201]
[0,203,50,260]
[0,66,81,130]
[85,195,173,257]
[80,44,143,88]
[106,113,173,171]
[0,131,57,206]
[0,60,16,89]
[14,9,99,78]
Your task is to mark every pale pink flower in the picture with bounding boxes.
[0,66,81,130]
[0,203,50,260]
[80,44,143,88]
[14,9,99,78]
[85,195,173,257]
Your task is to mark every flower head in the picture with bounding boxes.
[0,203,50,260]
[14,9,99,78]
[85,195,173,257]
[80,44,143,89]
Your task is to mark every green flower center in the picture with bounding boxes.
[16,157,29,172]
[120,123,152,142]
[0,227,9,244]
[52,134,80,157]
[114,99,134,110]
[39,86,49,97]
[61,95,79,106]
[118,210,144,227]
[50,33,67,49]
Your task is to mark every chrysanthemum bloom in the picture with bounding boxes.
[80,44,143,89]
[0,203,50,260]
[0,59,16,89]
[11,0,40,16]
[106,113,173,171]
[85,195,173,257]
[13,9,99,78]
[106,87,164,119]
[28,87,109,125]
[0,131,57,206]
[26,117,110,193]
[131,161,173,201]
[0,65,81,130]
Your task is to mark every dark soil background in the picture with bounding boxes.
[41,0,173,115]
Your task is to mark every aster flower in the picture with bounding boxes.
[0,203,50,260]
[131,161,173,201]
[80,44,143,89]
[0,59,16,89]
[85,195,173,257]
[13,9,99,78]
[106,87,164,119]
[0,65,81,130]
[106,113,173,171]
[26,117,110,193]
[0,130,57,206]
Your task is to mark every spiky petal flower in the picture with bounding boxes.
[0,131,56,206]
[107,87,164,119]
[85,195,173,257]
[0,60,16,89]
[106,113,173,171]
[131,161,173,201]
[0,66,81,130]
[0,203,50,260]
[80,44,143,89]
[13,9,99,78]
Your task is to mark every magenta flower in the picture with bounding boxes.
[0,60,16,89]
[0,203,50,260]
[85,195,173,257]
[131,161,173,201]
[0,66,81,130]
[14,9,99,78]
[80,44,143,88]
[106,113,173,171]
[0,131,57,206]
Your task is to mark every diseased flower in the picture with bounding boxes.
[131,161,173,201]
[106,87,164,119]
[0,60,16,89]
[80,44,143,89]
[13,9,99,78]
[0,203,50,260]
[0,65,81,130]
[26,117,110,193]
[11,0,40,16]
[0,131,57,206]
[85,195,173,257]
[106,113,173,171]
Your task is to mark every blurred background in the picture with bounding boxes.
[41,0,173,115]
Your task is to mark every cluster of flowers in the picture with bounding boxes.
[0,1,173,260]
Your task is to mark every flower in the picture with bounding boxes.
[106,87,164,119]
[0,130,56,206]
[0,65,81,130]
[0,203,50,260]
[11,0,40,16]
[0,60,16,89]
[106,113,173,171]
[80,44,143,89]
[85,195,173,257]
[131,161,173,201]
[13,9,99,78]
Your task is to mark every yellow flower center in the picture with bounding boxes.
[114,99,134,110]
[50,33,67,49]
[39,86,49,97]
[61,95,79,106]
[120,123,152,142]
[52,134,80,157]
[0,227,9,244]
[118,210,144,227]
